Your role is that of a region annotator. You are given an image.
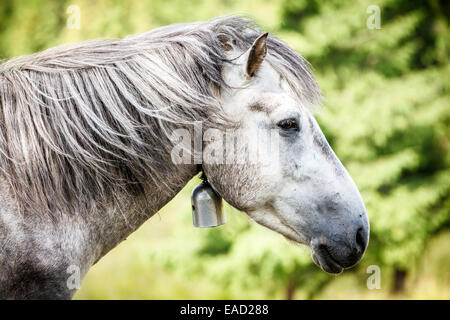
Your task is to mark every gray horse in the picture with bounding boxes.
[0,16,369,299]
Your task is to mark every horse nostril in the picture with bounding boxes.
[355,227,366,253]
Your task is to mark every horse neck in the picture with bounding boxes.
[0,161,199,298]
[88,162,199,261]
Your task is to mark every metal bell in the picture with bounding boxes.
[191,181,226,227]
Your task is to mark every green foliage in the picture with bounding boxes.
[0,0,68,58]
[0,0,448,299]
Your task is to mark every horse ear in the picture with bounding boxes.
[245,32,268,77]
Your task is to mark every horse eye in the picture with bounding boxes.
[277,118,299,132]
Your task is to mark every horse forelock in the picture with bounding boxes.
[0,16,321,218]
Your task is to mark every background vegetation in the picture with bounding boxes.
[0,0,448,299]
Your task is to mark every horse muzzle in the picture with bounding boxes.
[310,220,369,274]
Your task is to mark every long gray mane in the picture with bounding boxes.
[0,16,320,217]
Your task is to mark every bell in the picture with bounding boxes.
[191,181,226,227]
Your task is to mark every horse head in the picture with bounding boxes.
[202,32,369,274]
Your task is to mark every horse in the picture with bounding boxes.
[0,16,369,299]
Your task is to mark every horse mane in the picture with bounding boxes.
[0,16,321,217]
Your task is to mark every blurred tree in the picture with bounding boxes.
[0,0,68,58]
